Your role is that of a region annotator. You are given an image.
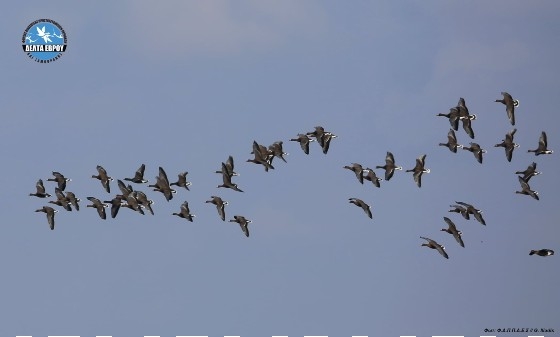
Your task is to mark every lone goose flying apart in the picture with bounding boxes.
[290,133,314,155]
[495,91,519,125]
[348,198,373,219]
[516,162,541,183]
[406,154,430,188]
[376,151,402,181]
[363,168,382,188]
[229,215,252,237]
[86,197,108,220]
[35,206,58,230]
[29,179,51,198]
[495,128,519,162]
[455,201,486,225]
[516,176,539,200]
[173,201,195,222]
[437,107,460,131]
[170,171,192,190]
[528,131,553,156]
[462,142,486,164]
[124,164,148,184]
[343,163,366,184]
[420,236,449,259]
[441,217,465,247]
[92,165,113,193]
[529,249,554,256]
[206,196,228,221]
[47,171,71,191]
[439,129,463,153]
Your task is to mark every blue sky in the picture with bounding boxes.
[2,1,559,336]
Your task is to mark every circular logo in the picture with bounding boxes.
[22,19,67,63]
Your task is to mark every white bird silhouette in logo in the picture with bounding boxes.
[52,30,63,39]
[36,26,52,43]
[25,34,37,43]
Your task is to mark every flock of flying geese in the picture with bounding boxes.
[30,93,555,258]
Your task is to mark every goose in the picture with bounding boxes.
[321,132,337,154]
[48,187,72,211]
[375,151,402,181]
[437,107,460,131]
[516,176,539,200]
[495,128,519,162]
[516,162,541,183]
[65,191,80,211]
[124,164,148,183]
[206,196,228,221]
[35,206,58,230]
[86,197,108,220]
[348,198,372,219]
[462,142,486,164]
[229,215,252,237]
[103,197,124,218]
[529,249,554,256]
[460,115,475,139]
[448,204,470,220]
[173,201,195,222]
[148,167,176,201]
[133,191,154,215]
[116,179,134,200]
[420,236,449,259]
[290,134,314,155]
[29,179,51,198]
[363,168,382,188]
[455,201,486,225]
[215,156,239,177]
[528,131,553,155]
[406,154,430,188]
[441,217,465,247]
[457,97,477,120]
[495,92,519,125]
[47,171,71,191]
[306,126,326,147]
[343,163,366,184]
[247,141,274,171]
[439,129,463,153]
[92,165,113,193]
[170,171,192,190]
[124,194,145,215]
[217,163,244,192]
[268,141,288,163]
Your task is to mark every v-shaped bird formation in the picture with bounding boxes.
[30,96,554,258]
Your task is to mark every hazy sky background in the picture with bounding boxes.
[2,1,559,336]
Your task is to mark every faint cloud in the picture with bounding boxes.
[119,0,326,59]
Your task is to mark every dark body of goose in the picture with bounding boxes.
[376,151,402,181]
[441,217,465,247]
[437,107,460,131]
[516,162,541,183]
[348,198,372,219]
[455,201,486,225]
[49,187,72,211]
[268,141,288,163]
[420,236,448,259]
[29,179,51,198]
[439,129,463,153]
[290,133,314,155]
[406,154,430,188]
[86,197,108,220]
[456,98,476,139]
[104,197,124,218]
[247,141,274,171]
[173,201,195,222]
[35,206,58,230]
[529,249,554,256]
[306,126,337,154]
[92,165,113,193]
[344,163,366,184]
[206,196,228,221]
[462,142,486,164]
[124,194,145,215]
[495,92,519,125]
[449,204,470,220]
[116,179,134,200]
[170,172,192,190]
[229,215,252,237]
[516,176,539,200]
[148,167,177,201]
[363,168,382,187]
[495,128,519,162]
[215,156,239,177]
[528,131,553,156]
[47,171,71,191]
[217,162,244,192]
[124,164,148,184]
[133,191,154,215]
[65,191,80,211]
